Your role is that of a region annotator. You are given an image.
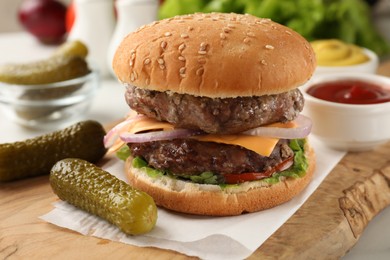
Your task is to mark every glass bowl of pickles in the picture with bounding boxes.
[0,41,100,129]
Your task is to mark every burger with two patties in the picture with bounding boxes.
[105,12,317,216]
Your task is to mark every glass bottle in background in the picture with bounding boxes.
[107,0,159,77]
[68,0,115,78]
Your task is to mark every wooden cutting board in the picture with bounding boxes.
[1,64,390,259]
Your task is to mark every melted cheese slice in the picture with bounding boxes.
[192,134,279,157]
[128,116,296,157]
[131,117,174,133]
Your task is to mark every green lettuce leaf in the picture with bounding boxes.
[116,145,131,161]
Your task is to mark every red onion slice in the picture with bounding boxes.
[243,115,312,139]
[120,129,203,143]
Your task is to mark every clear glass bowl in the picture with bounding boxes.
[0,69,99,130]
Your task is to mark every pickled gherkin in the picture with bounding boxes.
[0,40,90,85]
[52,40,89,58]
[0,120,107,182]
[0,55,90,85]
[50,158,158,235]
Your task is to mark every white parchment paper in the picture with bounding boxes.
[40,136,345,260]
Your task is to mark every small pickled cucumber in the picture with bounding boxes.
[52,40,88,58]
[0,120,107,182]
[0,40,90,85]
[50,158,158,235]
[0,55,90,85]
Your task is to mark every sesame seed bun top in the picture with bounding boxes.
[112,12,316,98]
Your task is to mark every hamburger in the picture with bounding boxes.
[106,12,316,216]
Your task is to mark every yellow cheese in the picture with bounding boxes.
[124,116,297,157]
[192,134,279,157]
[131,117,174,133]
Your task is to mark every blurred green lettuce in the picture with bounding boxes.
[159,0,389,56]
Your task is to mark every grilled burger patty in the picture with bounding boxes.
[125,85,305,134]
[128,139,294,177]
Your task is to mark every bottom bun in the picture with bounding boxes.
[125,145,315,216]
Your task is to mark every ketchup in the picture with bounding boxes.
[306,80,390,105]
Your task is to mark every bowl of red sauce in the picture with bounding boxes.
[301,73,390,151]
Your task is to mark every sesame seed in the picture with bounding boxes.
[159,64,165,70]
[164,32,172,36]
[133,71,138,79]
[178,55,186,61]
[130,73,135,81]
[178,43,186,51]
[180,33,189,38]
[130,53,135,60]
[227,24,235,28]
[265,45,274,50]
[261,60,267,65]
[130,49,135,54]
[180,73,186,78]
[144,58,151,65]
[243,38,250,44]
[179,67,186,74]
[160,41,167,50]
[157,58,165,65]
[200,42,208,51]
[129,60,133,67]
[145,78,150,85]
[256,19,271,25]
[198,50,207,55]
[285,30,292,35]
[246,32,255,37]
[220,33,226,39]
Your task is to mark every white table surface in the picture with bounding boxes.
[0,32,389,259]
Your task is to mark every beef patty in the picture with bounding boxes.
[125,85,304,134]
[128,139,294,177]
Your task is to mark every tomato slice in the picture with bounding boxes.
[223,157,294,184]
[224,172,271,184]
